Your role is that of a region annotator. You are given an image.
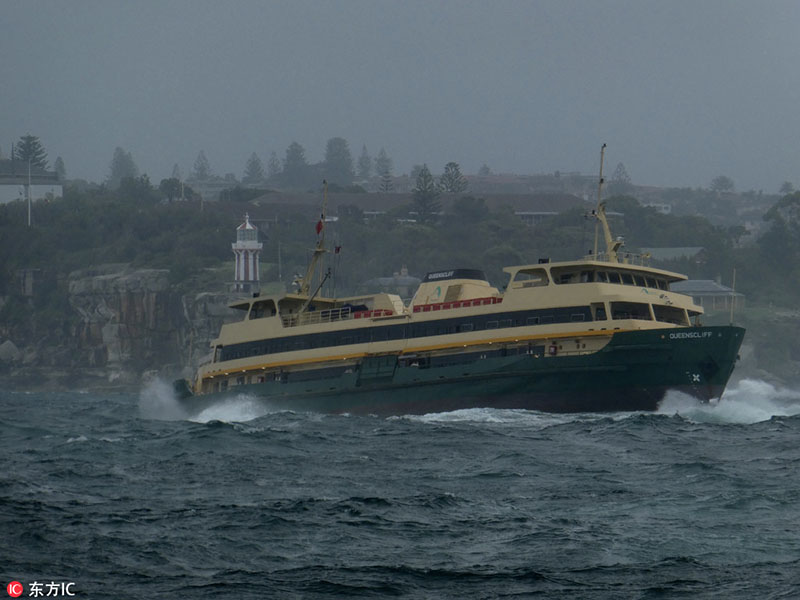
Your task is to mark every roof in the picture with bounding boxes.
[672,279,744,297]
[236,213,257,230]
[640,247,704,261]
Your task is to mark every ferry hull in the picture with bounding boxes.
[181,326,744,416]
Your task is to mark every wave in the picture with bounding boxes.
[138,378,282,424]
[658,378,800,424]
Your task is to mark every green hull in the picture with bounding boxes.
[181,325,744,416]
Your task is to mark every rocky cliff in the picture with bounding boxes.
[0,265,241,390]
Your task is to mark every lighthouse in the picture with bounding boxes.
[232,213,262,293]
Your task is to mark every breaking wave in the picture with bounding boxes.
[658,378,800,424]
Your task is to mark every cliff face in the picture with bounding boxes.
[0,265,241,389]
[68,266,183,383]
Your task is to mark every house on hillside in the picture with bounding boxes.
[671,279,744,313]
[0,159,62,204]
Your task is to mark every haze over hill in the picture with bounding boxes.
[3,0,800,192]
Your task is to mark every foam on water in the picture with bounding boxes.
[189,395,275,424]
[658,378,800,424]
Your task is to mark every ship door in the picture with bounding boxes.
[357,355,398,386]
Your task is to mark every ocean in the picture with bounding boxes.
[2,379,800,599]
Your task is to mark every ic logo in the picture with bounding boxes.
[6,582,23,598]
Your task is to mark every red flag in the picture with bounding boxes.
[316,220,323,234]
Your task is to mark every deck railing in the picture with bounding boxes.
[586,251,652,266]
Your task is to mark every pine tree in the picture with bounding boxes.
[108,147,139,189]
[323,137,354,186]
[379,171,393,192]
[439,162,468,194]
[243,152,265,184]
[357,144,372,179]
[193,150,211,180]
[412,164,441,224]
[608,162,632,196]
[53,156,66,180]
[267,151,281,178]
[15,134,48,169]
[283,142,310,187]
[375,147,393,178]
[171,164,182,180]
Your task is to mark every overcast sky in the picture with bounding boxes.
[3,0,799,192]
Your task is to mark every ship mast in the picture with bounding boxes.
[297,180,329,296]
[592,143,623,263]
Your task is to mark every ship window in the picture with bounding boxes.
[596,271,608,283]
[500,319,512,328]
[654,305,689,325]
[592,303,607,321]
[527,316,540,325]
[621,273,635,285]
[459,323,474,332]
[570,313,586,322]
[646,277,657,288]
[657,279,668,290]
[236,376,245,385]
[633,275,645,286]
[487,320,499,329]
[607,272,621,284]
[611,302,652,320]
[581,271,593,282]
[250,300,277,319]
[541,315,554,324]
[513,268,549,287]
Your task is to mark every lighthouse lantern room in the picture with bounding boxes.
[232,213,262,293]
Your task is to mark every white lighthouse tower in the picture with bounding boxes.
[232,213,262,293]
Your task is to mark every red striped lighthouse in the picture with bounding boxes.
[232,213,262,293]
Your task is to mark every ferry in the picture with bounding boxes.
[177,148,744,415]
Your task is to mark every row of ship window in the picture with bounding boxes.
[216,301,687,362]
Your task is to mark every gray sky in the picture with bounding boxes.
[3,0,799,192]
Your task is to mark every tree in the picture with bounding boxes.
[53,156,66,180]
[439,161,468,194]
[108,147,139,189]
[283,141,310,187]
[159,178,182,202]
[478,164,492,176]
[267,151,281,178]
[608,162,632,196]
[779,181,795,195]
[171,164,182,180]
[409,164,424,182]
[379,171,393,192]
[357,144,372,180]
[193,150,211,180]
[412,164,441,224]
[375,147,393,178]
[710,175,734,193]
[242,152,265,184]
[323,137,354,186]
[14,135,48,169]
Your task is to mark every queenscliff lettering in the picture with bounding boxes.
[427,271,454,280]
[669,331,713,339]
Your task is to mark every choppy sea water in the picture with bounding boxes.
[2,379,800,599]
